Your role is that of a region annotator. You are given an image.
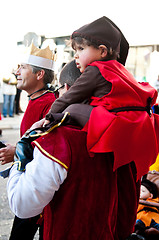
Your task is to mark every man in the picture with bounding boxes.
[1,43,56,240]
[0,43,56,163]
[7,60,140,240]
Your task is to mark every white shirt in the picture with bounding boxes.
[7,147,67,218]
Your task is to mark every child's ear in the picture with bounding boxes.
[149,193,153,199]
[99,45,107,58]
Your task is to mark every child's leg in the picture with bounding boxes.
[63,104,94,127]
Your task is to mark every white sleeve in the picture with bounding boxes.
[7,147,67,218]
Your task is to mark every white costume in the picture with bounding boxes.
[7,147,67,218]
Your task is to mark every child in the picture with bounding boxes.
[135,179,159,237]
[45,16,159,181]
[45,16,128,125]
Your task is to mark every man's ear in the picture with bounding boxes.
[99,45,108,58]
[36,69,45,80]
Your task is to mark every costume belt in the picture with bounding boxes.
[109,97,153,116]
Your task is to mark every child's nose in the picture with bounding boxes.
[74,52,78,58]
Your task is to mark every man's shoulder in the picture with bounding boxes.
[32,91,56,104]
[40,91,56,100]
[32,125,84,169]
[35,125,84,147]
[47,125,83,138]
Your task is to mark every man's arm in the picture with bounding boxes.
[7,147,67,218]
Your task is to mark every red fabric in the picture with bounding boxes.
[32,126,76,170]
[33,126,140,240]
[83,60,159,180]
[20,92,56,136]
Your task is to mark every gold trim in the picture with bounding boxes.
[33,141,68,170]
[30,112,70,138]
[13,160,23,171]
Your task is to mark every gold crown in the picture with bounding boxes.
[22,43,55,70]
[28,43,55,61]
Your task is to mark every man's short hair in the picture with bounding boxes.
[59,60,81,87]
[31,65,54,86]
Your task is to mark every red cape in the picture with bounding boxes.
[83,60,159,180]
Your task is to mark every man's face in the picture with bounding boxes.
[16,64,38,94]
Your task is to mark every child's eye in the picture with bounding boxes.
[77,46,84,51]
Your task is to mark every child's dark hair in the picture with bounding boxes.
[71,37,119,61]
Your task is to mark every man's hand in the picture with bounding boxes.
[0,144,16,165]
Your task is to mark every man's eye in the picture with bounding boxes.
[79,47,84,50]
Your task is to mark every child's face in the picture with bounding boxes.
[140,185,152,200]
[74,44,103,73]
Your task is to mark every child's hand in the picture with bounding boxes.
[43,119,50,127]
[30,118,45,130]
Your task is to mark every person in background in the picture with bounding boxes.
[155,75,159,93]
[13,65,23,115]
[0,80,3,135]
[134,179,159,239]
[2,72,17,117]
[149,154,159,172]
[14,88,22,114]
[0,43,56,240]
[15,88,22,114]
[0,111,2,136]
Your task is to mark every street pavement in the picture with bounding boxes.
[0,114,39,240]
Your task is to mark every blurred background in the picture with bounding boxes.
[0,0,159,85]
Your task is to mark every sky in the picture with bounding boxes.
[0,0,158,74]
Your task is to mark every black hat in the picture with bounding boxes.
[71,16,129,66]
[141,179,158,199]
